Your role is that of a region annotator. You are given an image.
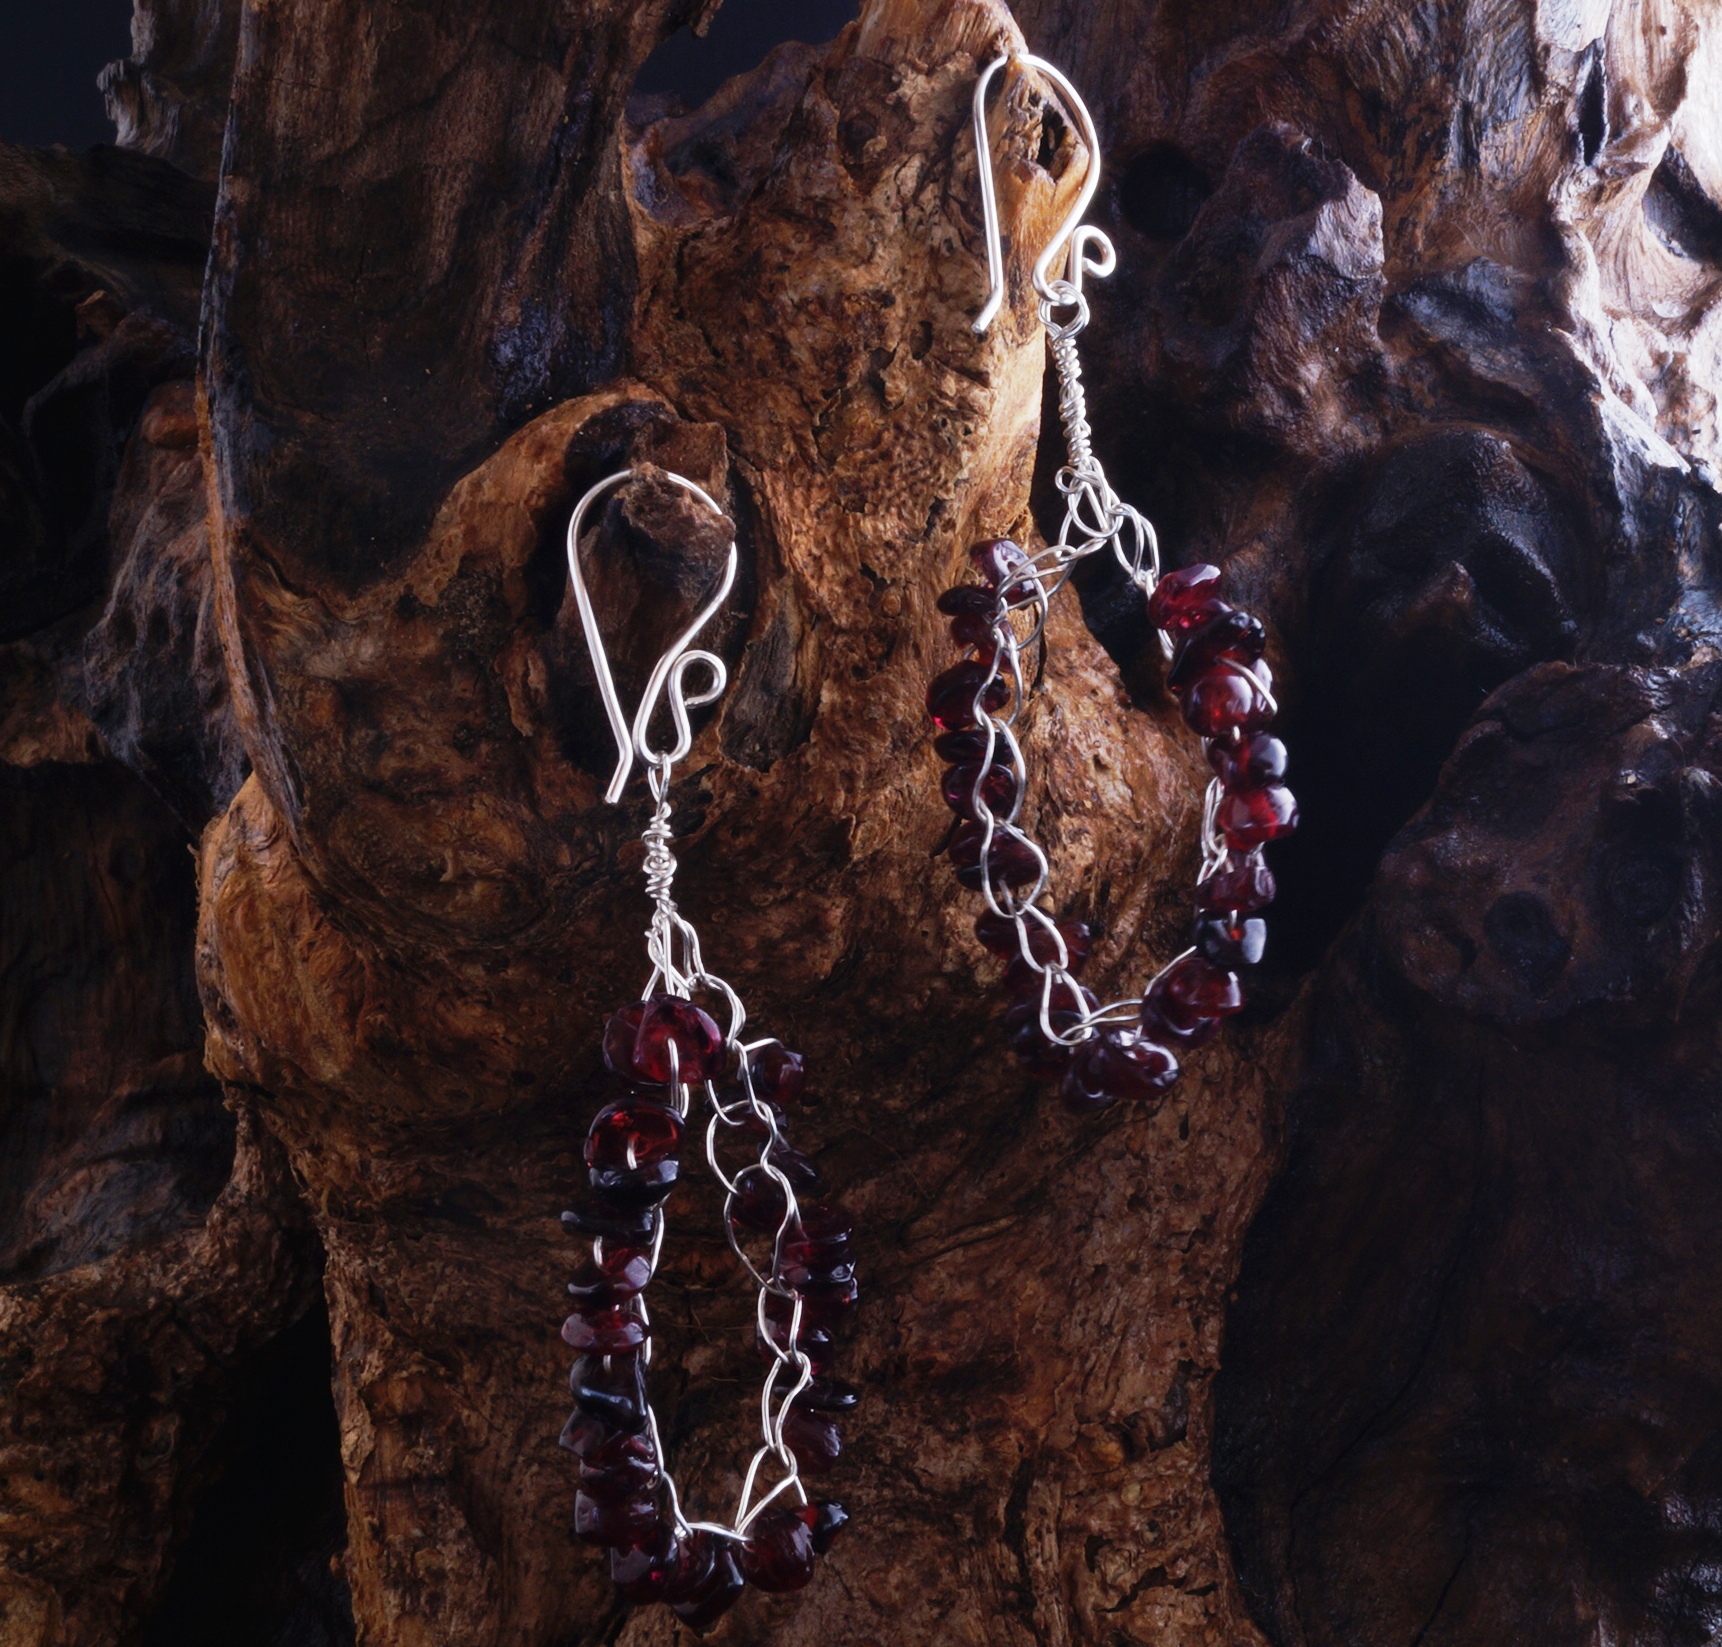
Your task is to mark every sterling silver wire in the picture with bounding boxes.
[567,468,820,1543]
[962,52,1276,1047]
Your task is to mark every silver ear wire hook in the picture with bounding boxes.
[971,50,1117,335]
[557,468,852,1560]
[564,467,739,803]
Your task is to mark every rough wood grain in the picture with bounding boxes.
[2,0,1721,1644]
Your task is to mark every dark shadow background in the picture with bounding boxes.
[0,0,136,148]
[0,0,859,149]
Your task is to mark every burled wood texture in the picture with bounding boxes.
[1015,1,1722,1642]
[2,0,1721,1645]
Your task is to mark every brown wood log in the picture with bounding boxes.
[2,1,1721,1644]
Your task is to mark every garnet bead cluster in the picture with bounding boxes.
[926,545,1296,1113]
[561,992,854,1629]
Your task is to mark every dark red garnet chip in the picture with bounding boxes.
[573,1490,660,1549]
[740,1507,817,1592]
[783,1405,842,1476]
[567,1250,652,1309]
[933,728,993,762]
[1217,784,1298,847]
[1059,1030,1180,1114]
[561,1307,645,1356]
[1166,607,1266,689]
[1195,915,1266,969]
[1180,666,1272,738]
[937,584,997,617]
[812,1499,850,1554]
[666,1532,746,1631]
[749,1043,806,1107]
[948,824,1041,890]
[1196,851,1277,915]
[942,762,1020,821]
[1147,564,1223,632]
[1207,732,1287,791]
[926,660,1009,732]
[611,1523,679,1602]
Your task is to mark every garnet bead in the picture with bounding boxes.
[926,660,1009,732]
[1166,607,1266,688]
[1146,564,1224,632]
[800,1377,860,1413]
[586,1098,683,1171]
[611,1523,680,1602]
[1179,665,1271,737]
[812,1500,850,1554]
[749,1043,806,1107]
[937,584,997,617]
[766,1281,857,1333]
[1195,915,1266,969]
[600,1000,646,1076]
[1217,784,1298,847]
[567,1249,652,1308]
[1002,975,1093,1027]
[1207,732,1287,791]
[1005,953,1096,1000]
[570,1353,649,1433]
[1196,851,1277,915]
[1161,953,1245,1019]
[758,1318,836,1371]
[941,762,1019,820]
[1004,1003,1093,1076]
[574,1490,660,1549]
[949,823,1041,890]
[1059,1030,1180,1113]
[634,995,726,1083]
[577,1430,659,1502]
[950,610,999,651]
[563,1415,655,1477]
[727,1093,787,1139]
[976,912,1092,971]
[782,1204,853,1269]
[666,1532,746,1631]
[559,1410,615,1457]
[729,1164,790,1232]
[783,1404,843,1475]
[769,1143,823,1196]
[933,728,992,762]
[970,537,1036,600]
[585,1097,683,1205]
[783,1266,860,1308]
[561,1200,658,1244]
[740,1506,817,1591]
[561,1307,646,1356]
[1138,997,1220,1050]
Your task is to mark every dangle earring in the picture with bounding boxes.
[925,53,1297,1113]
[558,469,854,1628]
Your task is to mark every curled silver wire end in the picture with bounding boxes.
[564,467,738,804]
[971,49,1116,336]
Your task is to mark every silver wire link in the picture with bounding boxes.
[959,53,1169,1042]
[970,52,1164,607]
[568,468,826,1544]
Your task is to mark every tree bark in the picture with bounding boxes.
[3,1,1721,1645]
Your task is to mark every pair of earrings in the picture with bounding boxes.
[555,47,1295,1630]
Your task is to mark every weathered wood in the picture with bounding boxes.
[3,0,1721,1643]
[1012,1,1722,1641]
